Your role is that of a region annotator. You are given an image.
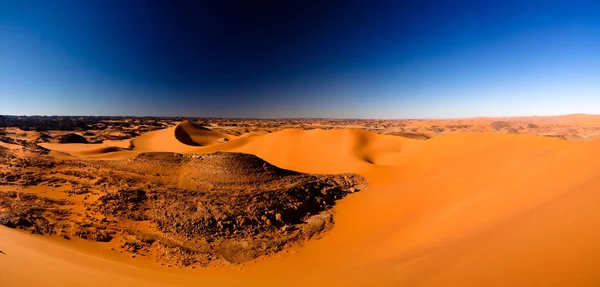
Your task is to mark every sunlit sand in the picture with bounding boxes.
[2,115,600,286]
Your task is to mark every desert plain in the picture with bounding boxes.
[2,114,600,286]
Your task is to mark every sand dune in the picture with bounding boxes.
[211,128,413,174]
[40,139,135,160]
[39,121,229,158]
[41,122,411,171]
[5,120,600,286]
[130,125,201,153]
[174,120,236,146]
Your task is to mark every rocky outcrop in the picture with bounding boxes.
[58,133,89,143]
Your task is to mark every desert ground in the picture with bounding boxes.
[2,114,600,286]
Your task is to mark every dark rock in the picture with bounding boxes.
[0,212,31,228]
[491,121,510,131]
[91,230,113,242]
[73,229,88,239]
[430,126,445,133]
[58,133,89,144]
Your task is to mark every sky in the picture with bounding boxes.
[1,0,599,118]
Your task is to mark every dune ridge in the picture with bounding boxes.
[41,121,412,172]
[174,120,236,146]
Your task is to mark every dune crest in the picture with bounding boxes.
[40,123,411,172]
[212,128,412,174]
[174,120,236,146]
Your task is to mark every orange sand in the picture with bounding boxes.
[5,119,600,286]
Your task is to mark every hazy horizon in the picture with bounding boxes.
[2,1,599,118]
[1,112,598,121]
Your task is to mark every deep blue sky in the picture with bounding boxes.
[1,0,599,118]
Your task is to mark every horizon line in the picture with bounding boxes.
[1,113,598,121]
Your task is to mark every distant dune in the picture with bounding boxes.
[174,120,235,146]
[41,121,412,173]
[211,128,410,174]
[6,117,600,286]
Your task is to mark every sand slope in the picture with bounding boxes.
[174,120,235,146]
[211,128,413,174]
[40,122,413,170]
[5,121,600,286]
[40,121,235,158]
